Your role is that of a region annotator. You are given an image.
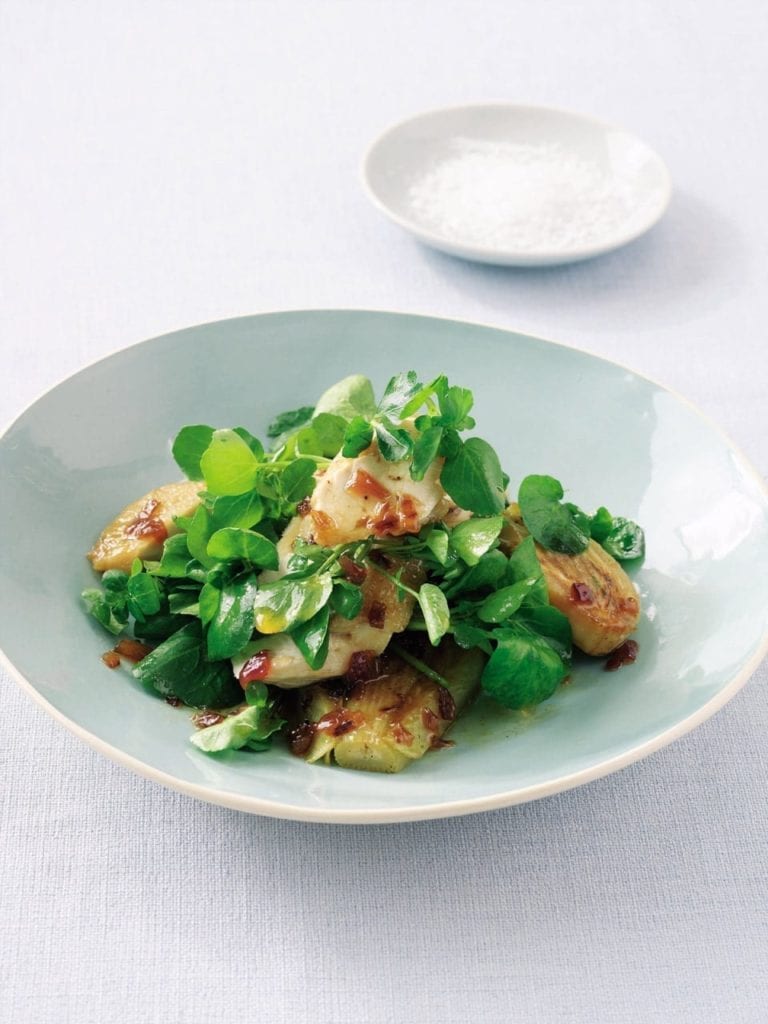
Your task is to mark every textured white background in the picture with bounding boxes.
[1,2,767,1022]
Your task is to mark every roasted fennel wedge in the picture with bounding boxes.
[285,642,486,773]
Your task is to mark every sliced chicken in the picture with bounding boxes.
[307,442,464,547]
[233,561,424,688]
[87,481,201,572]
[500,504,640,656]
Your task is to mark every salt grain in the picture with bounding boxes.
[407,137,656,252]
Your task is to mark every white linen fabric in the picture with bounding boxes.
[1,2,766,1021]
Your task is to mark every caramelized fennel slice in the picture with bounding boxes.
[500,504,640,656]
[87,481,202,572]
[287,642,486,773]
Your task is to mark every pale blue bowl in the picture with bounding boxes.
[1,311,767,823]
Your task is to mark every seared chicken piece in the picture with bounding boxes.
[307,442,465,547]
[500,504,640,656]
[87,481,201,573]
[233,561,424,688]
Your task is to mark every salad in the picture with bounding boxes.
[82,371,643,773]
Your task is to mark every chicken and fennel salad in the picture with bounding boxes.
[82,372,643,773]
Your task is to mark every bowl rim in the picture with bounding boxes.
[360,101,673,265]
[2,307,766,824]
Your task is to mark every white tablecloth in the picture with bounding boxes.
[1,3,766,1021]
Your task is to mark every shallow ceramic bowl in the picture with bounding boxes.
[363,104,672,265]
[1,311,766,823]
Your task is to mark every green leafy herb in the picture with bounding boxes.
[330,580,364,620]
[190,692,285,753]
[200,429,261,496]
[209,491,264,531]
[206,575,259,660]
[266,406,314,440]
[206,527,278,569]
[172,425,214,480]
[374,416,413,462]
[133,621,241,708]
[151,534,193,578]
[518,475,591,554]
[253,573,334,634]
[410,425,443,482]
[589,506,614,543]
[602,517,645,561]
[450,516,503,566]
[342,416,375,457]
[290,604,331,669]
[481,626,569,709]
[313,374,377,421]
[440,438,506,515]
[418,583,450,646]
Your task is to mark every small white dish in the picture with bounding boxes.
[362,104,672,266]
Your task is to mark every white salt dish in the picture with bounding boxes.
[362,104,672,266]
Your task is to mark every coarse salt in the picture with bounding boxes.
[406,137,657,253]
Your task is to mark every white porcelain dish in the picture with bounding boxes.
[362,104,672,265]
[1,311,766,824]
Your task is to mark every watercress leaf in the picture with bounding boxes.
[518,475,590,554]
[244,681,269,707]
[190,700,284,754]
[150,534,192,578]
[481,628,568,709]
[565,502,591,538]
[478,578,540,623]
[126,571,162,619]
[399,375,444,419]
[184,563,209,584]
[297,413,347,458]
[266,405,314,439]
[210,491,264,531]
[101,569,129,605]
[133,613,191,641]
[377,371,423,418]
[280,457,317,503]
[167,592,200,616]
[185,505,216,567]
[198,581,221,625]
[447,549,508,597]
[200,429,261,496]
[81,589,128,635]
[438,427,462,459]
[253,573,334,634]
[206,528,279,570]
[450,516,503,566]
[172,425,214,480]
[133,621,241,708]
[438,385,475,430]
[440,437,506,515]
[589,506,614,543]
[418,583,451,646]
[505,536,549,605]
[410,425,443,482]
[516,605,573,658]
[602,517,645,561]
[314,374,377,421]
[232,427,264,459]
[330,580,364,620]
[342,416,374,457]
[425,527,450,566]
[206,575,259,660]
[374,417,413,462]
[290,604,331,669]
[452,621,494,653]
